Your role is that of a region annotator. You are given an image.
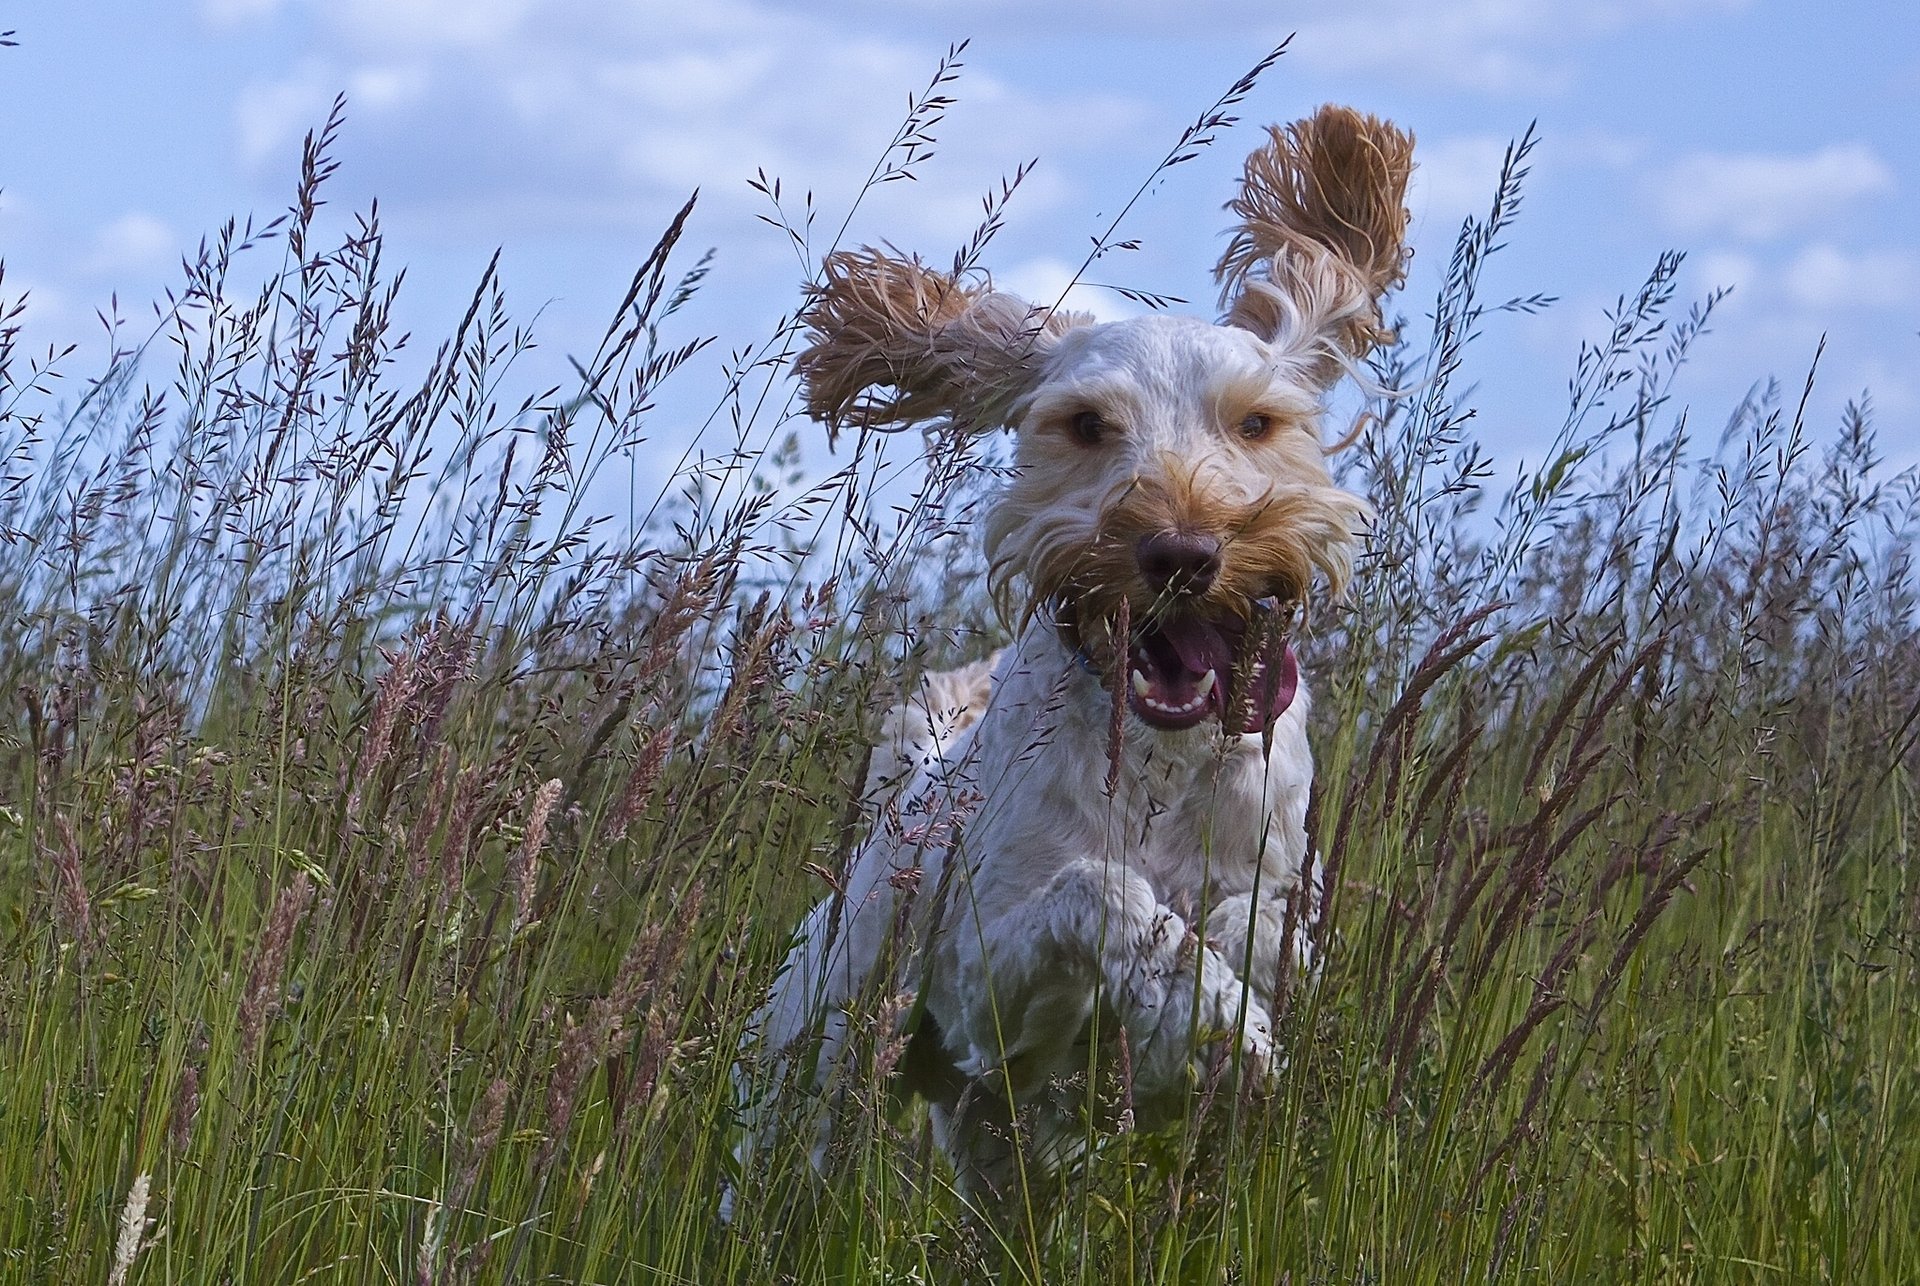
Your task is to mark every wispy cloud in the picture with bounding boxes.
[1405,135,1514,230]
[229,3,1146,252]
[199,0,284,22]
[1781,243,1919,310]
[1653,143,1894,242]
[235,61,338,165]
[84,213,177,277]
[325,0,537,49]
[1693,249,1758,296]
[1293,0,1752,93]
[996,257,1143,322]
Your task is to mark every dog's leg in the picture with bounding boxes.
[1201,890,1312,1017]
[727,875,910,1220]
[725,897,843,1222]
[927,1065,1090,1223]
[950,859,1274,1121]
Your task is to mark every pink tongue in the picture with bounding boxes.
[1247,644,1300,734]
[1158,615,1236,677]
[1150,614,1299,732]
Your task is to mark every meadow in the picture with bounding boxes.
[2,55,1917,1284]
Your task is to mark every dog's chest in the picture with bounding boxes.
[941,633,1308,925]
[1113,741,1270,907]
[982,706,1272,902]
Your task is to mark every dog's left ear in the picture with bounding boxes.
[1215,105,1414,389]
[796,249,1091,440]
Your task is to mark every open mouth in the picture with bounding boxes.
[1068,597,1300,734]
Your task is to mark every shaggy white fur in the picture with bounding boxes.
[728,104,1413,1216]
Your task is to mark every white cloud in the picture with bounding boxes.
[200,0,283,22]
[235,60,431,168]
[996,257,1143,322]
[1850,355,1919,421]
[0,190,32,232]
[235,62,338,165]
[1293,0,1752,93]
[227,3,1146,255]
[1406,135,1513,231]
[1654,143,1894,242]
[1781,243,1920,311]
[84,213,178,276]
[1694,249,1758,297]
[325,0,537,49]
[825,0,1748,67]
[347,65,430,114]
[8,277,79,343]
[593,49,780,117]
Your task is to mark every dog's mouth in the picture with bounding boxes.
[1062,597,1300,734]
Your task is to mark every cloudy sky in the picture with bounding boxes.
[2,0,1915,479]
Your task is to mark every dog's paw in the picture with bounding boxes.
[1187,954,1280,1085]
[1123,953,1273,1091]
[1230,1005,1280,1090]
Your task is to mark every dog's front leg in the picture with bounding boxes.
[727,859,917,1220]
[1201,889,1313,1018]
[950,859,1274,1102]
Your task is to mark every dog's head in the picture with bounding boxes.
[798,105,1413,734]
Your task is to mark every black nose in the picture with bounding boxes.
[1135,530,1222,597]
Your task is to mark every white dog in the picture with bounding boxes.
[730,105,1413,1213]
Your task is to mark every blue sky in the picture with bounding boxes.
[2,0,1915,483]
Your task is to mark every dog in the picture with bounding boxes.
[729,105,1413,1215]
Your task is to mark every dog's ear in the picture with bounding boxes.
[1214,105,1414,388]
[797,249,1090,439]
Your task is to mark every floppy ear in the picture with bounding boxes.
[1214,105,1414,388]
[796,249,1091,439]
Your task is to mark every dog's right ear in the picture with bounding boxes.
[796,249,1090,440]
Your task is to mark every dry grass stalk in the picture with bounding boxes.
[710,595,797,748]
[637,556,722,690]
[869,991,916,1084]
[508,779,563,936]
[435,1076,509,1278]
[1321,604,1503,947]
[48,813,91,958]
[436,762,491,921]
[346,615,475,825]
[169,1065,202,1153]
[407,744,457,886]
[610,885,704,1141]
[107,1172,152,1286]
[1105,595,1129,796]
[113,693,178,879]
[604,719,675,840]
[238,872,315,1058]
[538,887,706,1176]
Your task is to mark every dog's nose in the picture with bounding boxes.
[1135,530,1222,596]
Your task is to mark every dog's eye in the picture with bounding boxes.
[1237,412,1275,441]
[1069,410,1108,446]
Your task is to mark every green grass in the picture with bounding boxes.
[3,59,1918,1284]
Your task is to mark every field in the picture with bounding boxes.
[3,67,1918,1284]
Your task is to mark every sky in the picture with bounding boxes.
[1,0,1916,492]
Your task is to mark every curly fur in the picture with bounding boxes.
[1215,106,1415,385]
[797,249,1093,438]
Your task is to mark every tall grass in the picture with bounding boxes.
[3,53,1918,1284]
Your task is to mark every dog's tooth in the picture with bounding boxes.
[1196,669,1217,699]
[1131,669,1150,698]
